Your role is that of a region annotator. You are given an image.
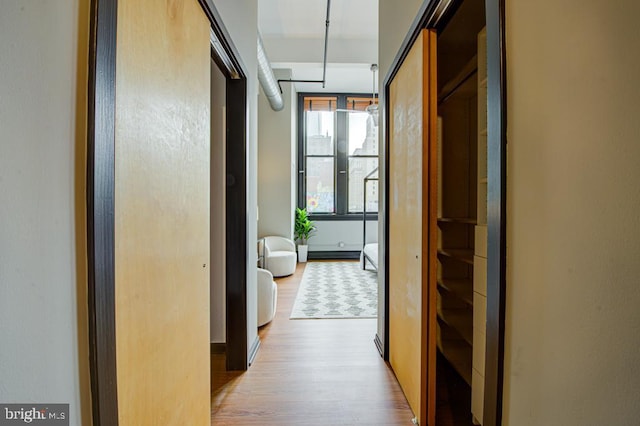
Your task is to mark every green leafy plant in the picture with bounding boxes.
[294,207,316,245]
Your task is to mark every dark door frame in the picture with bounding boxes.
[86,0,249,424]
[381,0,506,425]
[199,0,250,373]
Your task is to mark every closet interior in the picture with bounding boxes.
[435,0,487,424]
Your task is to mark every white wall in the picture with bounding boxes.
[0,1,91,425]
[212,0,260,357]
[504,0,640,424]
[210,61,226,343]
[378,0,424,345]
[258,68,296,241]
[309,221,378,253]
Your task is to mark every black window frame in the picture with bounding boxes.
[297,92,379,221]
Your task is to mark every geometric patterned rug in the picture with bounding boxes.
[290,261,378,319]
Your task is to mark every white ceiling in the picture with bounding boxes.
[258,0,379,93]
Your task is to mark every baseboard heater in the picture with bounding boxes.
[308,250,360,260]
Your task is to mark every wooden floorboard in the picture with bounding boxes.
[211,261,415,425]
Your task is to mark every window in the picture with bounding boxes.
[298,94,379,218]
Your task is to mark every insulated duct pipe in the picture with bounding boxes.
[257,33,284,111]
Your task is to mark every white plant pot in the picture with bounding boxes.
[297,245,308,263]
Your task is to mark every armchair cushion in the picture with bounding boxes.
[264,236,297,277]
[264,236,296,254]
[257,268,277,327]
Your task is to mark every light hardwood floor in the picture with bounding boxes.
[211,261,415,425]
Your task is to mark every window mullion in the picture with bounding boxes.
[298,97,305,209]
[336,95,347,215]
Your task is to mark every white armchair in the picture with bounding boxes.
[264,236,297,277]
[257,268,277,327]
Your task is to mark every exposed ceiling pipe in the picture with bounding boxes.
[257,32,285,111]
[277,0,331,89]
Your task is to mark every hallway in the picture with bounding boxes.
[211,262,414,425]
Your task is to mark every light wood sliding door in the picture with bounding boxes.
[388,29,438,426]
[114,0,211,424]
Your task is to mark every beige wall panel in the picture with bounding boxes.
[473,255,487,296]
[474,225,487,258]
[115,0,211,424]
[472,327,486,375]
[0,2,92,424]
[389,33,424,421]
[472,368,485,421]
[473,293,487,342]
[505,0,640,424]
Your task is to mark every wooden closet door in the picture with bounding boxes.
[388,29,438,425]
[114,0,211,424]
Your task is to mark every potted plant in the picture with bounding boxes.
[294,207,316,263]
